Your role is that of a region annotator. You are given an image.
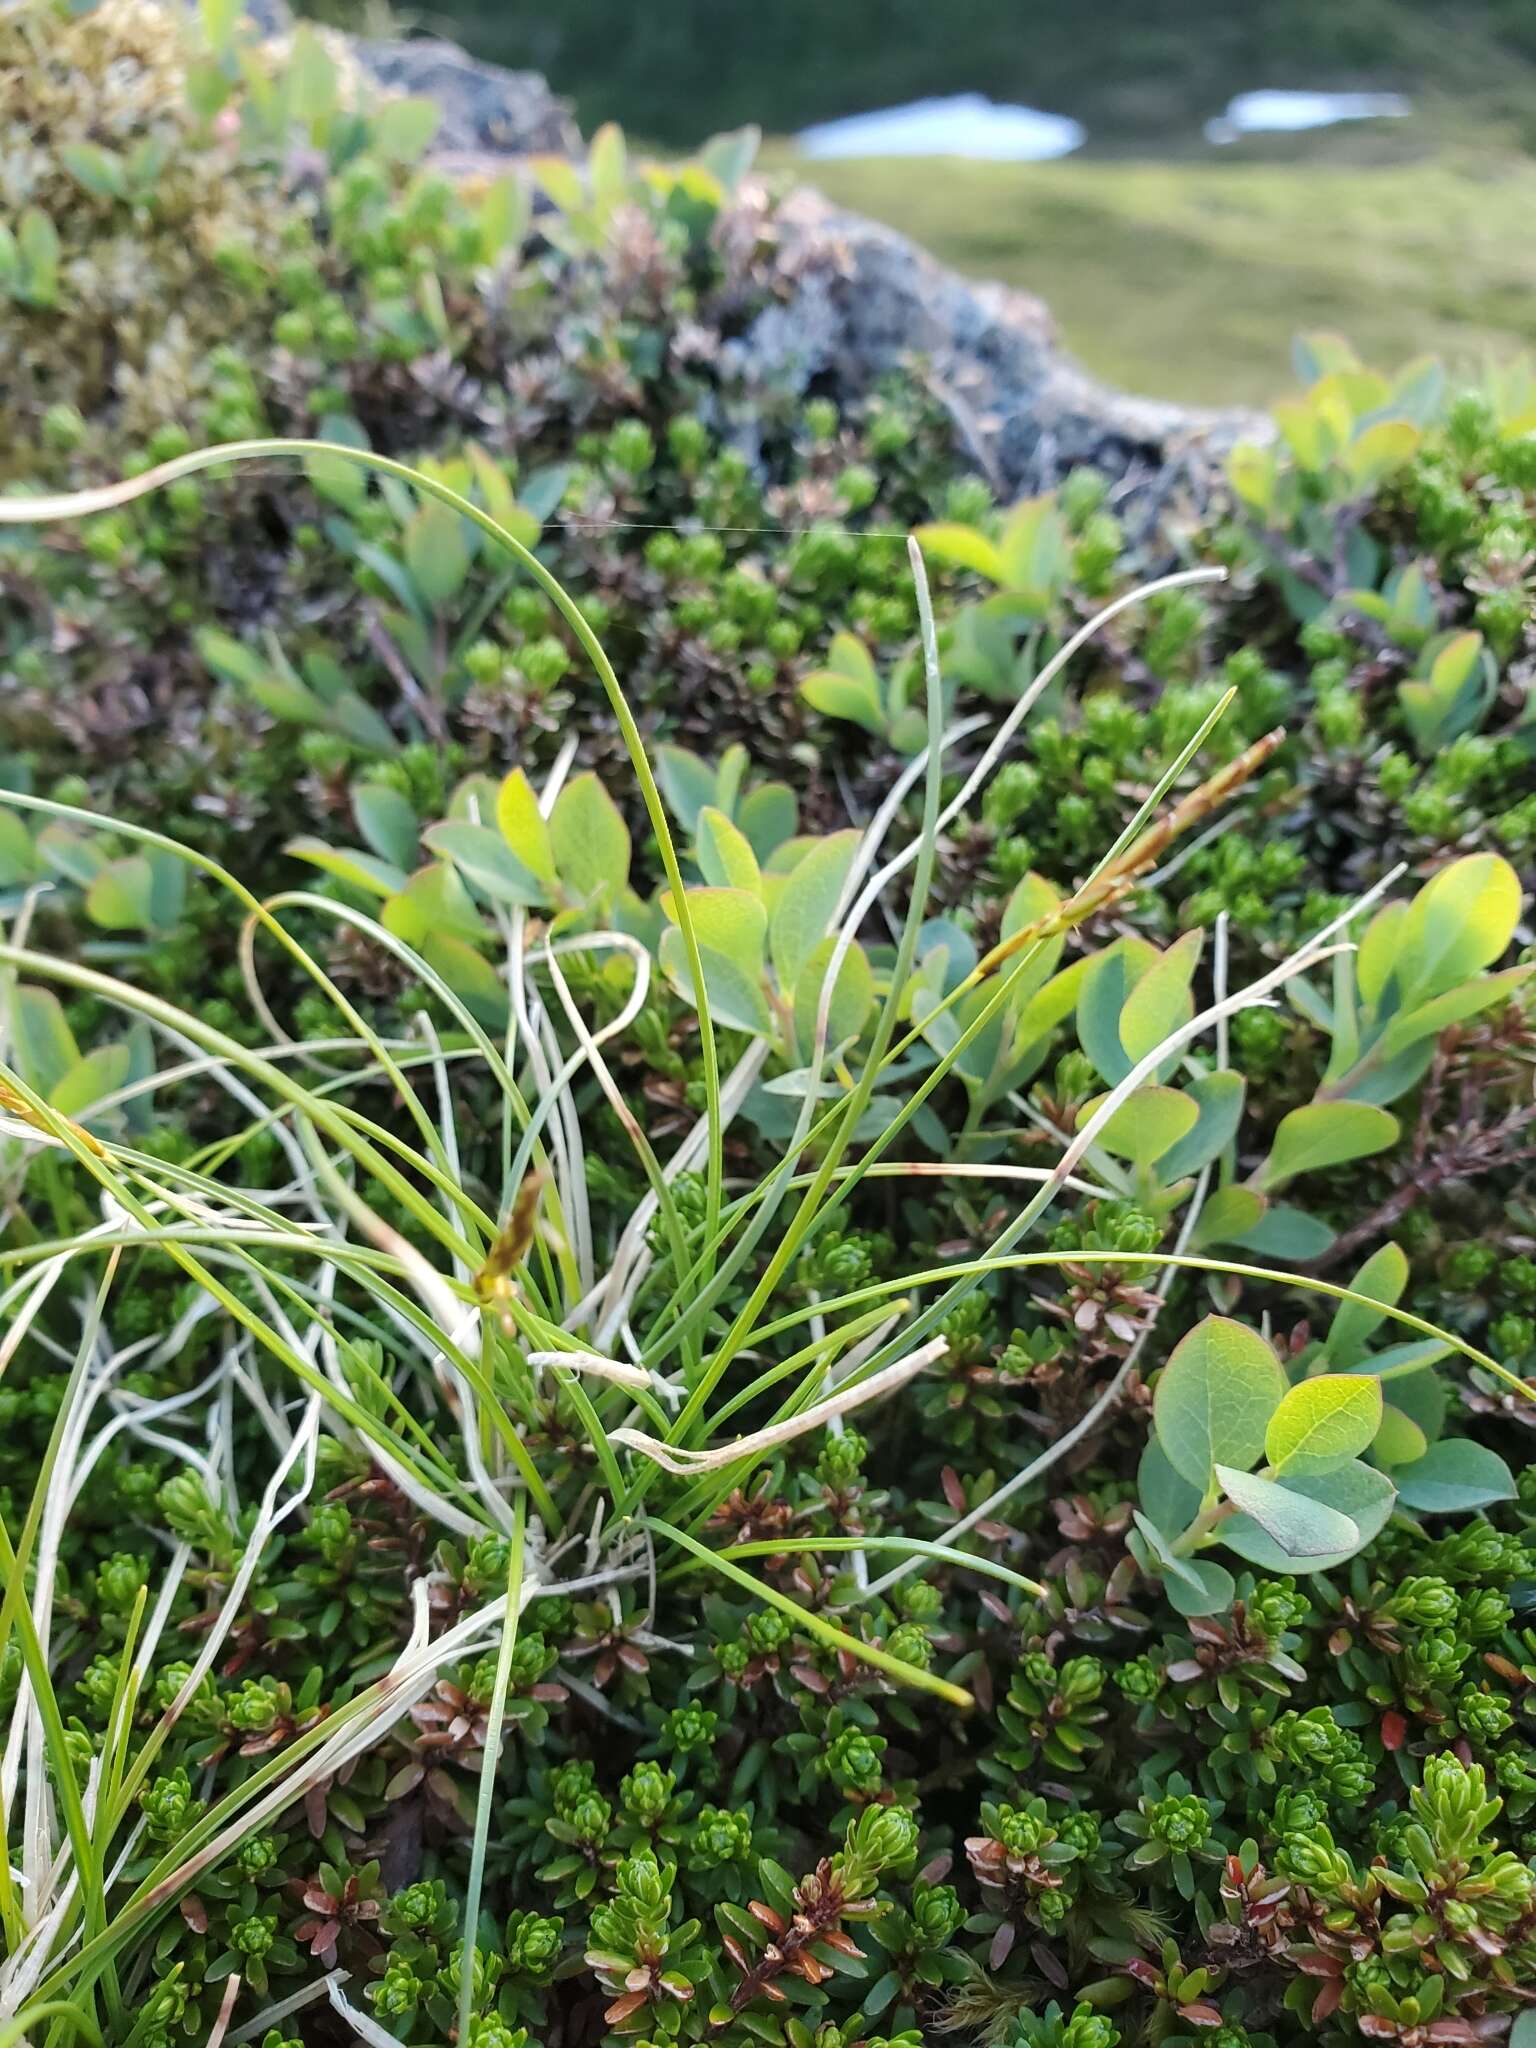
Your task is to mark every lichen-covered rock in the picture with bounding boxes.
[350,37,581,161]
[733,188,1260,521]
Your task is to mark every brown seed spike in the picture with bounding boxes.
[473,1165,549,1303]
[1101,726,1287,889]
[971,725,1286,992]
[0,1076,107,1157]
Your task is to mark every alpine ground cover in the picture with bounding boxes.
[2,7,1536,2048]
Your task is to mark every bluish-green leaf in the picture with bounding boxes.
[655,744,717,836]
[1256,1101,1399,1189]
[49,1044,132,1122]
[696,807,762,895]
[1077,939,1158,1088]
[10,986,79,1096]
[1136,1438,1202,1540]
[1214,1465,1360,1558]
[1228,1204,1335,1260]
[794,937,875,1060]
[404,500,472,609]
[1220,1462,1396,1572]
[1326,1242,1407,1366]
[0,813,39,888]
[1165,1557,1236,1619]
[1392,1439,1517,1514]
[1157,1070,1246,1181]
[84,856,157,932]
[420,822,545,907]
[352,783,420,871]
[736,783,798,862]
[1153,1316,1288,1489]
[658,929,773,1037]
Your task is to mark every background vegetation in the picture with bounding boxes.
[309,0,1536,403]
[329,0,1536,154]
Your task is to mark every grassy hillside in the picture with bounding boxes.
[762,146,1536,407]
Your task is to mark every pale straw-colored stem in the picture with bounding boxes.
[613,1337,948,1473]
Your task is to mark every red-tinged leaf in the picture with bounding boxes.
[1313,1980,1344,2020]
[1179,2004,1223,2027]
[748,1901,786,1934]
[1033,1939,1069,1988]
[1380,1710,1407,1751]
[1166,1660,1204,1682]
[990,1921,1016,1968]
[605,1992,650,2024]
[1483,1654,1526,1685]
[722,1936,749,1973]
[761,1980,788,2002]
[820,1928,863,1956]
[181,1894,209,1933]
[941,1466,966,1513]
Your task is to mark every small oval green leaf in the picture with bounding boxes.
[1392,1439,1517,1514]
[1152,1316,1288,1489]
[1257,1100,1399,1188]
[1265,1375,1382,1476]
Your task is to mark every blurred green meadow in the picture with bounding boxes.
[756,145,1536,408]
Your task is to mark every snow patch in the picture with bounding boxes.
[1206,90,1412,145]
[799,93,1085,163]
